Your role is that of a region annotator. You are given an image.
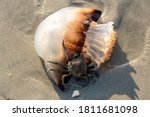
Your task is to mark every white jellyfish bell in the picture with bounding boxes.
[34,7,116,91]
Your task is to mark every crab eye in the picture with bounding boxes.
[73,53,79,59]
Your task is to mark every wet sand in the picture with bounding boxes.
[0,0,150,99]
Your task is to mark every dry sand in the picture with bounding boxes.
[0,0,150,99]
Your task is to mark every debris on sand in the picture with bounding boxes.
[72,90,80,98]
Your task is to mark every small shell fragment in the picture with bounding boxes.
[72,90,80,97]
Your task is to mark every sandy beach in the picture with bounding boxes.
[0,0,150,99]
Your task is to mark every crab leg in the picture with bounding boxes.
[62,73,72,86]
[62,40,71,61]
[48,68,69,73]
[47,60,67,69]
